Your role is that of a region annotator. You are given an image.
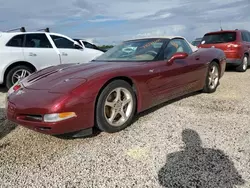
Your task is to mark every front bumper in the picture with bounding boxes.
[5,88,95,135]
[6,109,80,135]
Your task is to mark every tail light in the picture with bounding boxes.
[227,43,241,50]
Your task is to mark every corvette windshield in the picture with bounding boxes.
[93,38,169,62]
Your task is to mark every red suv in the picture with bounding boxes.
[198,29,250,72]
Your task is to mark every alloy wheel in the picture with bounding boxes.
[12,69,31,85]
[104,87,133,127]
[243,56,248,71]
[208,65,219,90]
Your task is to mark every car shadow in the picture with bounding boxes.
[134,91,200,122]
[0,85,16,140]
[158,129,245,188]
[0,108,17,140]
[225,65,249,72]
[0,84,8,93]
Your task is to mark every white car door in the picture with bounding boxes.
[22,33,60,70]
[49,34,98,64]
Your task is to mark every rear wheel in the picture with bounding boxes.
[203,61,220,93]
[236,55,248,72]
[6,65,33,89]
[96,80,136,133]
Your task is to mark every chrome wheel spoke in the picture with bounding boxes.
[21,70,27,78]
[211,79,215,86]
[13,74,19,79]
[115,88,122,101]
[108,109,118,123]
[122,98,131,106]
[119,109,127,120]
[214,72,219,78]
[105,101,116,108]
[208,77,212,85]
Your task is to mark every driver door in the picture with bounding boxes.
[152,38,195,103]
[49,34,90,64]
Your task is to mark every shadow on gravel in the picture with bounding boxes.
[0,85,18,140]
[225,65,248,72]
[0,108,17,140]
[0,86,7,93]
[158,129,245,188]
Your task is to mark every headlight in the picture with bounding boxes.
[43,112,77,122]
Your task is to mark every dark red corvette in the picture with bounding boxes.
[6,36,226,137]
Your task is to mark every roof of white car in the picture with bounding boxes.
[0,31,73,43]
[0,31,62,35]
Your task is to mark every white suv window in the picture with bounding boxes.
[50,35,75,49]
[6,34,24,47]
[24,34,52,48]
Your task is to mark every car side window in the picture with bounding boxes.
[24,34,52,48]
[247,32,250,42]
[50,35,75,49]
[6,34,24,47]
[164,38,192,60]
[241,32,247,42]
[241,31,250,42]
[83,41,98,49]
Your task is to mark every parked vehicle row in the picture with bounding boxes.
[0,27,104,89]
[6,36,227,138]
[191,37,202,47]
[192,29,250,72]
[198,29,250,72]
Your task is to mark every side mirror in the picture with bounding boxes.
[167,52,188,65]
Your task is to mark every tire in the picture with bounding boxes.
[203,61,220,93]
[6,65,33,89]
[96,80,136,133]
[236,55,248,72]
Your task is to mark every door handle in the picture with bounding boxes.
[62,52,68,56]
[29,52,37,56]
[195,56,200,60]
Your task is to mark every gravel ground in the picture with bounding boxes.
[0,69,250,188]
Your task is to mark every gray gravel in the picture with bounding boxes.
[0,69,250,188]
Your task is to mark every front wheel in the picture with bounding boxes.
[96,80,136,133]
[6,65,33,89]
[203,61,220,93]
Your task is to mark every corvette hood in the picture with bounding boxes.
[21,62,138,92]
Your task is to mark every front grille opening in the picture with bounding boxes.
[38,127,51,131]
[18,114,43,122]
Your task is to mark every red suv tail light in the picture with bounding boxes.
[226,43,241,50]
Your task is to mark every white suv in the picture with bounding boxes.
[0,29,104,89]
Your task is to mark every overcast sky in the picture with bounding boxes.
[0,0,250,45]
